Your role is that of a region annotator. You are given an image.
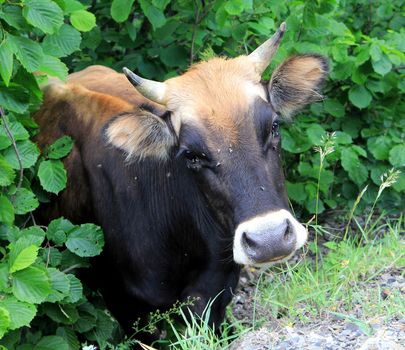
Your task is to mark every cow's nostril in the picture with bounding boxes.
[284,220,293,241]
[242,231,256,249]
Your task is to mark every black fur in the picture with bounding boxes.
[82,133,241,334]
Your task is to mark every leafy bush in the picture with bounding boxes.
[0,0,403,347]
[0,0,117,347]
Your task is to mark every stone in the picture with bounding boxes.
[359,338,404,350]
[345,322,361,332]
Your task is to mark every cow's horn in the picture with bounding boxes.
[248,22,286,74]
[123,67,167,104]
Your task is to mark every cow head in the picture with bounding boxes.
[106,23,329,266]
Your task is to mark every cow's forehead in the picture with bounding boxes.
[165,56,267,140]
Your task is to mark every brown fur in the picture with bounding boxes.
[67,65,153,108]
[105,112,176,161]
[165,56,263,142]
[268,55,329,117]
[39,81,134,133]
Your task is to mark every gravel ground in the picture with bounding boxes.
[230,264,405,350]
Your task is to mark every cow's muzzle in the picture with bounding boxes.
[233,209,307,265]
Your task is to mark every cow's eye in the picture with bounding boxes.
[183,150,208,171]
[271,119,279,137]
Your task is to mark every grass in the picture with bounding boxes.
[259,216,404,325]
[155,300,249,350]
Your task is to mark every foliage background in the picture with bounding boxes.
[0,0,404,347]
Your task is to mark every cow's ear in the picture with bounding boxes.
[105,112,176,161]
[268,54,329,118]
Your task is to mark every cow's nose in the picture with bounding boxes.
[241,219,296,263]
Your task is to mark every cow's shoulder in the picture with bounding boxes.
[35,80,136,149]
[67,65,162,108]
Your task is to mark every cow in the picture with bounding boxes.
[34,22,328,339]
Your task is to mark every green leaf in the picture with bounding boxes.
[354,46,370,66]
[0,157,15,186]
[393,172,405,193]
[9,244,39,273]
[0,120,30,142]
[64,0,86,12]
[42,24,81,57]
[9,36,43,73]
[389,145,405,168]
[41,247,62,267]
[152,0,170,10]
[341,148,368,185]
[367,136,391,160]
[64,274,82,303]
[43,303,79,324]
[2,226,21,243]
[352,68,367,85]
[0,195,14,224]
[0,296,37,330]
[305,197,325,214]
[3,140,40,169]
[280,129,312,153]
[0,131,12,151]
[324,99,345,118]
[369,44,382,61]
[20,226,46,246]
[0,5,27,29]
[47,136,74,159]
[47,218,73,245]
[139,0,166,30]
[56,327,80,350]
[81,26,102,49]
[224,0,244,15]
[38,159,67,194]
[306,124,326,145]
[22,0,64,34]
[372,55,392,76]
[85,310,114,345]
[160,46,188,68]
[215,5,228,28]
[14,188,39,215]
[334,131,352,145]
[74,303,97,333]
[66,224,104,257]
[0,306,10,338]
[348,85,372,109]
[0,40,14,86]
[12,266,51,304]
[0,264,9,291]
[70,10,96,32]
[352,145,367,158]
[111,0,135,23]
[286,181,307,204]
[60,250,90,271]
[13,66,43,109]
[38,55,68,81]
[0,83,30,114]
[46,268,70,302]
[34,336,69,350]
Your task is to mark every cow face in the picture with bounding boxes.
[107,23,329,266]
